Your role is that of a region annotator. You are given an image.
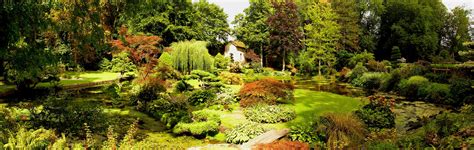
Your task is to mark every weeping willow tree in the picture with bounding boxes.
[170,40,214,74]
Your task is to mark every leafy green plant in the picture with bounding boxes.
[448,78,473,107]
[159,52,173,66]
[3,127,55,150]
[214,53,231,69]
[173,109,220,137]
[418,83,450,104]
[188,90,216,106]
[289,122,321,144]
[355,96,395,130]
[174,80,194,93]
[225,122,267,144]
[30,95,106,137]
[146,94,190,128]
[100,52,137,74]
[219,72,243,85]
[352,72,389,93]
[243,104,296,123]
[349,63,368,81]
[398,76,430,99]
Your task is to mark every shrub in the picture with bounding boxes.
[214,53,231,69]
[238,78,294,107]
[398,76,429,99]
[448,78,473,106]
[137,79,166,104]
[3,127,55,150]
[243,104,296,123]
[289,122,321,144]
[254,141,310,150]
[229,62,243,73]
[31,95,106,136]
[154,63,182,80]
[173,109,221,137]
[381,69,402,92]
[100,52,137,74]
[348,51,375,68]
[191,70,216,80]
[355,98,395,130]
[349,63,368,81]
[418,83,450,104]
[225,122,267,144]
[219,72,243,85]
[318,113,366,149]
[352,72,389,93]
[211,88,237,107]
[367,60,387,72]
[158,52,173,66]
[174,80,194,93]
[146,94,190,128]
[188,90,216,106]
[398,63,429,79]
[425,72,452,84]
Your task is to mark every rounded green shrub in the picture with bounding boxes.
[173,109,221,137]
[355,103,395,130]
[398,76,429,99]
[352,72,389,93]
[418,83,450,104]
[225,122,267,144]
[448,78,473,106]
[289,122,321,144]
[174,80,193,93]
[243,104,296,123]
[349,63,368,81]
[188,90,216,106]
[146,95,190,128]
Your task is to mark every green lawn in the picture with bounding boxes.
[0,72,120,94]
[220,89,364,130]
[286,89,364,125]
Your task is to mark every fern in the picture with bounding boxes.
[3,127,54,150]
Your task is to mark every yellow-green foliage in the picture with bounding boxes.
[3,127,55,150]
[170,40,214,73]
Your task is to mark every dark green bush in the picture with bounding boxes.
[349,63,368,81]
[448,78,473,106]
[225,122,267,144]
[243,104,296,123]
[381,69,401,92]
[137,81,166,104]
[398,76,429,99]
[355,103,395,130]
[187,90,216,106]
[31,95,106,136]
[174,80,193,93]
[398,63,429,79]
[172,109,221,137]
[418,83,450,104]
[146,94,190,128]
[214,53,231,69]
[425,73,452,84]
[352,72,389,93]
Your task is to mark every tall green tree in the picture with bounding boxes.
[443,7,471,60]
[193,0,229,55]
[357,0,385,53]
[170,40,213,74]
[300,2,340,75]
[331,0,361,52]
[233,1,272,67]
[267,0,303,71]
[0,2,59,90]
[377,0,447,61]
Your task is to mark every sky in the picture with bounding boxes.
[203,0,474,29]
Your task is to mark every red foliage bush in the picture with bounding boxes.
[254,141,310,150]
[238,78,294,107]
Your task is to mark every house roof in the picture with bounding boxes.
[231,40,246,49]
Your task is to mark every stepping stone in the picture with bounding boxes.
[240,129,289,150]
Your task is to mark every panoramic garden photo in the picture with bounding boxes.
[0,0,473,149]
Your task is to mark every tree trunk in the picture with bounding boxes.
[260,44,264,68]
[318,59,321,76]
[282,50,286,71]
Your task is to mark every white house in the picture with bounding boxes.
[224,41,246,63]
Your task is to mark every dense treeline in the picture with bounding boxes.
[0,0,229,89]
[234,0,472,73]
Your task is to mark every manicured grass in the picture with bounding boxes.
[287,89,364,125]
[219,89,364,130]
[0,72,120,94]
